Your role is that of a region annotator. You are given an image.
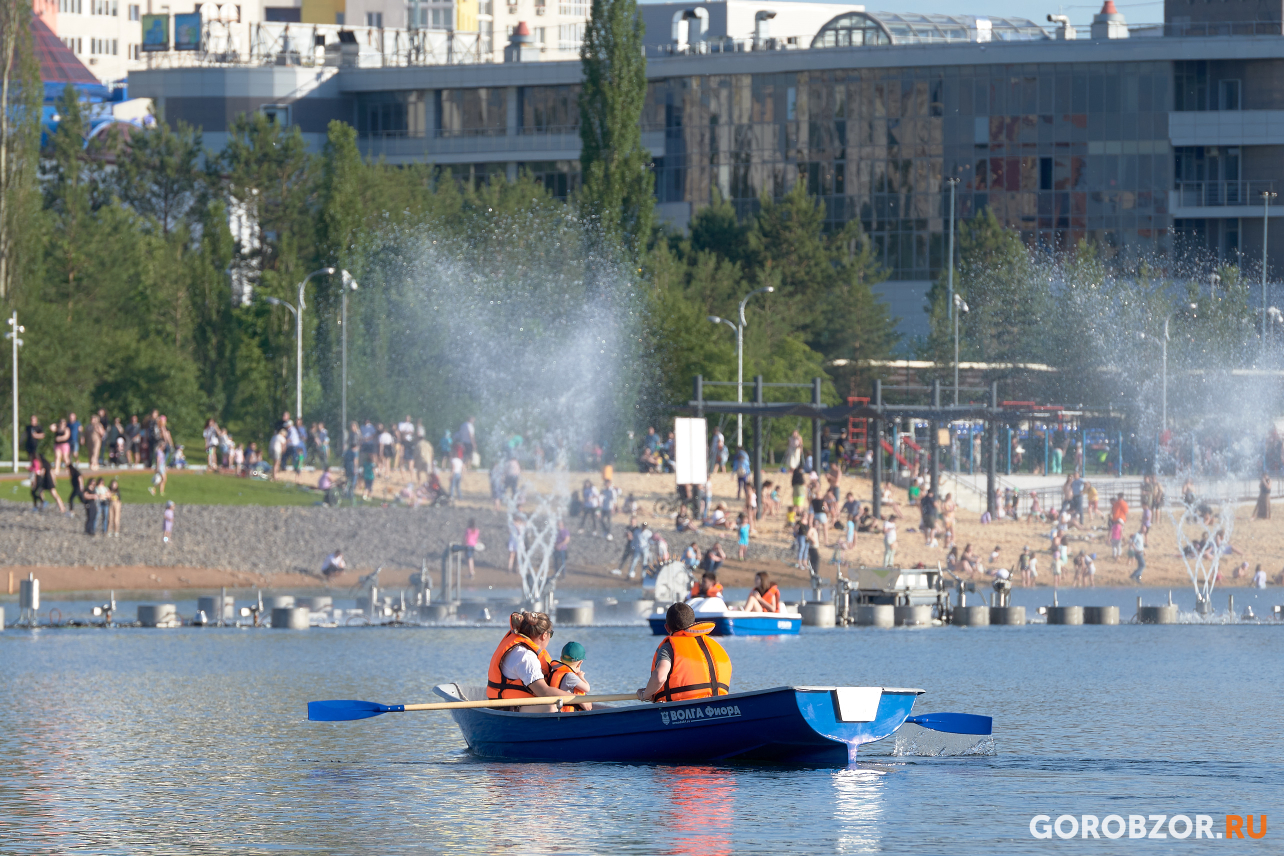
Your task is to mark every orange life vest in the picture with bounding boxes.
[651,623,732,702]
[486,632,553,699]
[690,581,724,598]
[758,584,781,612]
[548,659,588,712]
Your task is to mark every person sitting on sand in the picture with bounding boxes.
[547,641,592,711]
[742,572,782,613]
[637,603,732,703]
[321,550,346,579]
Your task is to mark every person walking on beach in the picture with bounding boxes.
[162,500,175,543]
[1255,472,1272,520]
[881,515,897,567]
[67,461,88,516]
[23,414,44,463]
[83,478,98,535]
[1129,530,1146,582]
[107,478,122,536]
[465,518,481,578]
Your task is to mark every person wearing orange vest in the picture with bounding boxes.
[742,572,782,613]
[547,641,592,712]
[688,571,724,599]
[486,611,563,711]
[636,602,732,703]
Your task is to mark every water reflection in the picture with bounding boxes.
[659,766,736,856]
[832,766,886,854]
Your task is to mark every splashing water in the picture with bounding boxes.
[1163,485,1235,612]
[365,209,645,467]
[889,728,997,757]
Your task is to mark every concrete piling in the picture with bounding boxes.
[137,604,179,628]
[556,602,595,626]
[800,602,836,627]
[894,605,933,627]
[853,604,895,627]
[989,606,1026,625]
[271,606,310,629]
[1136,605,1178,624]
[1046,606,1084,625]
[1083,606,1119,625]
[951,605,990,626]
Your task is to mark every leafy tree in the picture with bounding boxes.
[578,0,652,257]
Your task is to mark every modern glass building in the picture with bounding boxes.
[132,1,1284,336]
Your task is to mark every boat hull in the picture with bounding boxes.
[435,684,921,765]
[647,613,801,636]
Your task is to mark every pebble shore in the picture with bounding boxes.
[0,499,789,578]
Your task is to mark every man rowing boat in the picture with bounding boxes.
[637,603,732,703]
[486,611,567,712]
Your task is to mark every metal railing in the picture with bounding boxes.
[1174,181,1278,208]
[142,21,491,69]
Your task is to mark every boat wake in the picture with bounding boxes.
[890,728,997,758]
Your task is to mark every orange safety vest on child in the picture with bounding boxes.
[758,584,781,612]
[548,659,588,712]
[486,632,553,699]
[650,623,732,702]
[690,581,724,598]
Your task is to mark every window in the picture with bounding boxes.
[366,11,383,26]
[129,2,138,18]
[557,0,586,15]
[58,0,83,13]
[438,88,507,137]
[557,22,584,50]
[1218,79,1241,111]
[261,104,292,126]
[519,85,580,134]
[479,0,492,14]
[130,43,140,59]
[265,6,301,21]
[534,26,544,43]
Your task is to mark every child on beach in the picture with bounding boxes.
[736,513,750,561]
[1109,517,1124,559]
[162,500,175,543]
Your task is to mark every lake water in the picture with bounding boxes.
[2,590,1282,854]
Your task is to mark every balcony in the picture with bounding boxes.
[1171,180,1282,219]
[1169,110,1284,147]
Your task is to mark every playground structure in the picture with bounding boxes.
[691,376,1127,519]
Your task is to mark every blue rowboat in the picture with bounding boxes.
[433,683,923,765]
[649,596,802,636]
[647,612,801,636]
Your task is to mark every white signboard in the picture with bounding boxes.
[674,417,708,486]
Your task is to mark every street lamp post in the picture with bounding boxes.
[5,312,23,472]
[946,177,959,321]
[953,293,968,406]
[339,270,359,448]
[266,267,334,423]
[708,285,773,449]
[1140,302,1197,431]
[1263,191,1277,351]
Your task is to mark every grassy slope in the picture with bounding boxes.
[105,472,323,507]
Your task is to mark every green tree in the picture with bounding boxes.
[924,207,1037,367]
[578,0,652,257]
[0,0,40,303]
[114,120,203,236]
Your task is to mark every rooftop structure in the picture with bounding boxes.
[129,2,1284,340]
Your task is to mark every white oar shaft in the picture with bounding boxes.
[401,693,639,712]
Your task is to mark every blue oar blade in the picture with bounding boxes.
[905,712,993,736]
[308,700,397,722]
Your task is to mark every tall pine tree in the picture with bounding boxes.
[578,0,652,258]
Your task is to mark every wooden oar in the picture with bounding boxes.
[308,693,640,722]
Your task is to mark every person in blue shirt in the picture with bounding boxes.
[68,413,82,463]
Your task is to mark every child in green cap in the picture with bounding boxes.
[548,641,592,711]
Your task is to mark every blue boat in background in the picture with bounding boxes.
[647,596,803,636]
[434,683,923,765]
